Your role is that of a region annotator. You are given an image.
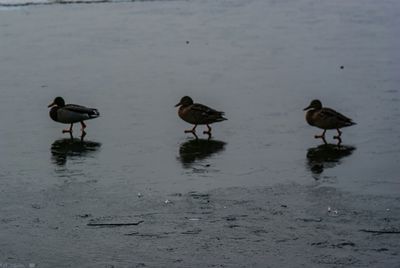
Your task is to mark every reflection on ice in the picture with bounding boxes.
[178,139,226,168]
[50,138,101,166]
[306,144,355,175]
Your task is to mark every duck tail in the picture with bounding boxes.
[217,111,227,121]
[214,116,227,122]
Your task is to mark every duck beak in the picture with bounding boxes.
[48,101,55,108]
[174,102,181,107]
[303,105,311,111]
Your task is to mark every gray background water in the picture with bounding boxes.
[0,0,399,267]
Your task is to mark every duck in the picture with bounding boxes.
[303,99,355,144]
[48,96,99,138]
[175,96,227,137]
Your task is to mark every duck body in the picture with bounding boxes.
[48,97,99,138]
[178,103,227,125]
[304,99,355,144]
[175,96,227,137]
[49,104,99,124]
[305,107,355,130]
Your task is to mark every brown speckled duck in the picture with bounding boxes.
[48,97,99,138]
[175,96,227,136]
[304,99,355,144]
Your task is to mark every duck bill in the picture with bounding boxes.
[174,102,181,107]
[48,102,55,108]
[303,105,311,111]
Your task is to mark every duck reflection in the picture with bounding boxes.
[178,139,226,168]
[50,138,101,166]
[306,144,355,175]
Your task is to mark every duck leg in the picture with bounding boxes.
[333,128,342,145]
[80,121,87,131]
[80,121,87,140]
[185,124,197,134]
[333,128,342,139]
[192,132,199,140]
[314,130,327,145]
[62,123,73,134]
[203,124,212,135]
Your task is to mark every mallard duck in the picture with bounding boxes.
[48,97,99,137]
[304,99,355,144]
[175,96,227,136]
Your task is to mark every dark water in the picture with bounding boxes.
[0,0,399,267]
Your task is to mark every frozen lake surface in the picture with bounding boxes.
[0,0,399,267]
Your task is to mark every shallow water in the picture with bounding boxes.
[0,0,399,267]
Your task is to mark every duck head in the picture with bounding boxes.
[304,99,322,111]
[175,96,194,107]
[48,96,65,108]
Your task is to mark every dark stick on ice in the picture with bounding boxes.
[87,220,144,227]
[359,229,400,234]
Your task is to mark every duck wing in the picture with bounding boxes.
[318,108,355,128]
[56,104,99,124]
[64,104,100,118]
[190,103,227,123]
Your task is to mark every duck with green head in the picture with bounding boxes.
[304,99,356,144]
[48,97,99,138]
[175,96,227,137]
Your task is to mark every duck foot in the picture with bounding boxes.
[80,130,87,141]
[314,130,327,144]
[203,125,212,136]
[333,128,342,146]
[184,131,198,139]
[203,131,212,139]
[333,135,342,146]
[185,130,199,139]
[63,123,73,134]
[184,124,197,134]
[314,135,327,145]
